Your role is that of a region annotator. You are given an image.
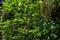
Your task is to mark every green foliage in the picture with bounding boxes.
[0,0,60,40]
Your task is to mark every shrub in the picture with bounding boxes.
[0,0,60,40]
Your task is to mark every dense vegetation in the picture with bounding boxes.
[0,0,60,40]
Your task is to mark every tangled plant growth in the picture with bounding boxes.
[0,0,60,40]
